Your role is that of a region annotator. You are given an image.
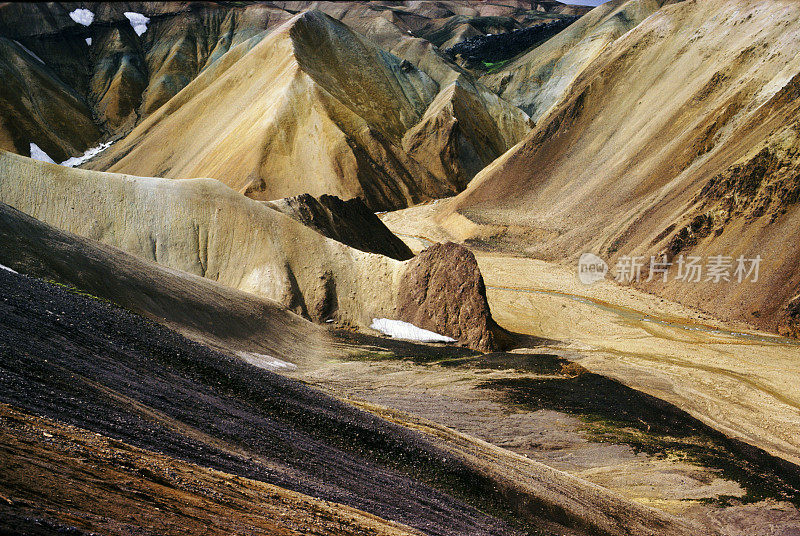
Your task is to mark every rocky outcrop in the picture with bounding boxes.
[267,194,414,260]
[397,242,503,351]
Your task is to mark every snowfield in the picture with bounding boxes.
[29,142,112,168]
[60,141,113,168]
[370,318,456,343]
[69,9,94,26]
[0,263,18,274]
[29,143,55,164]
[236,351,297,371]
[124,12,150,36]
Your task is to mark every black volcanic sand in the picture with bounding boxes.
[0,269,573,536]
[473,355,800,506]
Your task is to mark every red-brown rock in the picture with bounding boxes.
[397,242,504,351]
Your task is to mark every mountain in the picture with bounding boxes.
[86,11,451,210]
[0,2,540,209]
[437,0,800,336]
[87,10,531,209]
[481,0,675,120]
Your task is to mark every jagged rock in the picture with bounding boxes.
[267,194,414,260]
[397,242,503,351]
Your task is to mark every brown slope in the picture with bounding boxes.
[438,0,800,336]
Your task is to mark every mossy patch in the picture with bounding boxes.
[479,373,800,506]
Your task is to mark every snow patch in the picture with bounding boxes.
[0,263,18,274]
[85,37,92,46]
[370,318,456,343]
[235,351,297,371]
[69,8,94,26]
[60,141,112,167]
[29,143,55,163]
[28,141,112,167]
[124,12,150,36]
[13,40,44,64]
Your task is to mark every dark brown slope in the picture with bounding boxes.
[267,193,415,260]
[0,264,703,536]
[0,267,568,536]
[0,406,421,536]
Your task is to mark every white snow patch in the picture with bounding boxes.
[29,143,55,163]
[69,8,94,26]
[85,37,92,46]
[370,318,456,343]
[28,141,112,167]
[124,12,150,36]
[60,141,112,167]
[13,40,44,64]
[0,263,18,274]
[236,351,297,371]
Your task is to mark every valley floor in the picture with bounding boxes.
[357,201,800,532]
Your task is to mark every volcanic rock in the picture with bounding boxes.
[397,242,504,351]
[267,194,414,260]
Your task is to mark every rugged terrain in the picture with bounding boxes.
[438,0,800,337]
[0,266,702,536]
[4,1,800,534]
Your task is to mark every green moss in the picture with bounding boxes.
[45,279,111,304]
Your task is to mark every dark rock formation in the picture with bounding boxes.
[267,194,414,260]
[778,295,800,339]
[445,17,577,69]
[397,242,505,351]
